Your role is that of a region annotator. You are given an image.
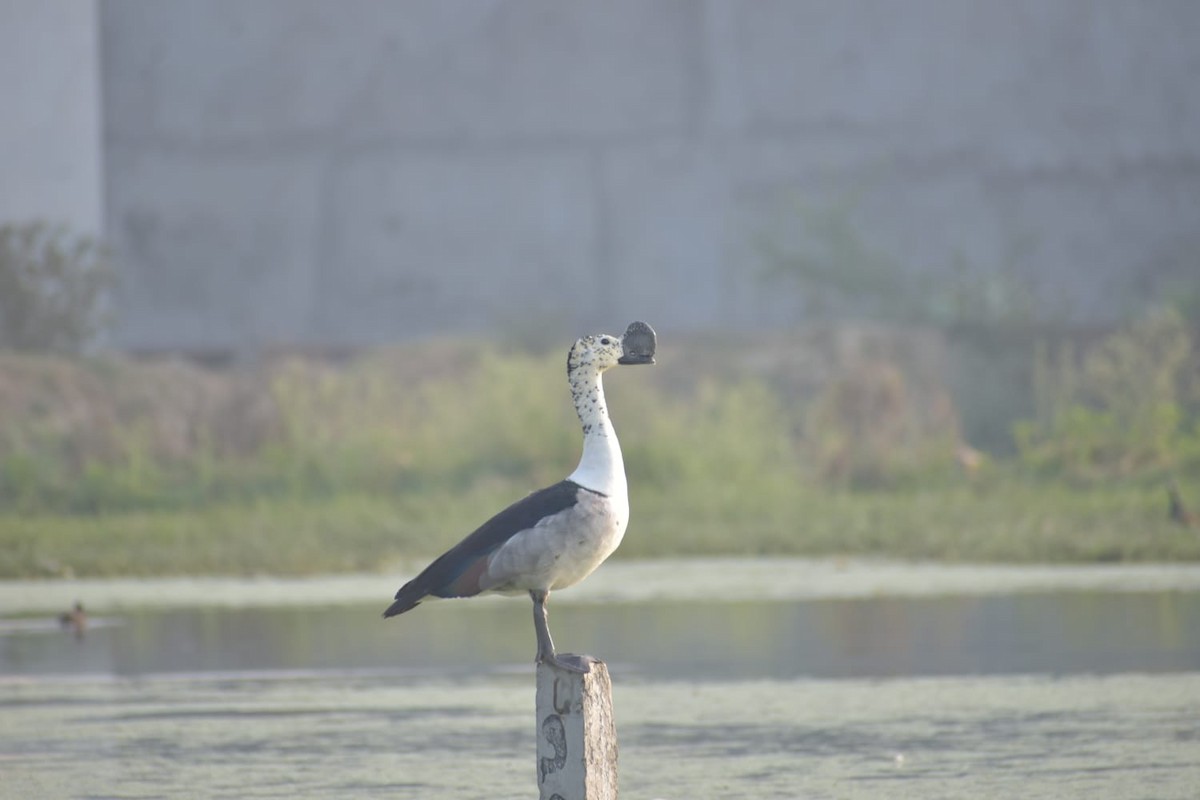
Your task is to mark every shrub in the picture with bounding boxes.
[801,360,961,487]
[1013,307,1200,478]
[0,221,114,353]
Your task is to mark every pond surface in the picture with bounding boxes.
[2,591,1199,680]
[3,562,1200,798]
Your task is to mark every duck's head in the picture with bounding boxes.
[567,321,657,376]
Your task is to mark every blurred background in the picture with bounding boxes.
[5,2,1198,343]
[4,6,1200,797]
[1,1,1199,574]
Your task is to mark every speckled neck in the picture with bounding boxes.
[565,363,626,498]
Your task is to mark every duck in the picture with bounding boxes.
[383,322,657,673]
[58,601,87,639]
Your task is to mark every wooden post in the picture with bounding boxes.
[535,656,618,799]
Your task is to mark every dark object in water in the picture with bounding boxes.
[58,601,86,639]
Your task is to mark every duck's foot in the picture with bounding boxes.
[537,651,599,674]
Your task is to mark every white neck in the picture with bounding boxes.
[565,368,627,497]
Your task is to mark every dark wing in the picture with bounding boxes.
[382,480,583,617]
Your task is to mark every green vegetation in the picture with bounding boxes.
[2,308,1199,578]
[4,479,1198,579]
[0,222,114,354]
[1014,308,1200,478]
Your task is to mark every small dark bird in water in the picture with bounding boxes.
[58,601,87,639]
[1168,481,1198,528]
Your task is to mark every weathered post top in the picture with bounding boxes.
[536,657,618,800]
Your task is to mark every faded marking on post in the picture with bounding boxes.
[553,677,572,714]
[539,713,567,782]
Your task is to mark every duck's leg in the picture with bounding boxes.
[530,589,591,674]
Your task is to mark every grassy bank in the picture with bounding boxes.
[4,478,1198,578]
[2,318,1199,578]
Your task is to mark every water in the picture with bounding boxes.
[3,592,1199,680]
[5,671,1199,799]
[3,561,1200,798]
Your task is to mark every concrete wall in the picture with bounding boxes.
[0,0,103,234]
[96,1,1200,352]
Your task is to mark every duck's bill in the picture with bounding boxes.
[618,320,657,365]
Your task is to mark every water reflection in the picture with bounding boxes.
[2,592,1198,680]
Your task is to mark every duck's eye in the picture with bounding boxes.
[600,337,611,346]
